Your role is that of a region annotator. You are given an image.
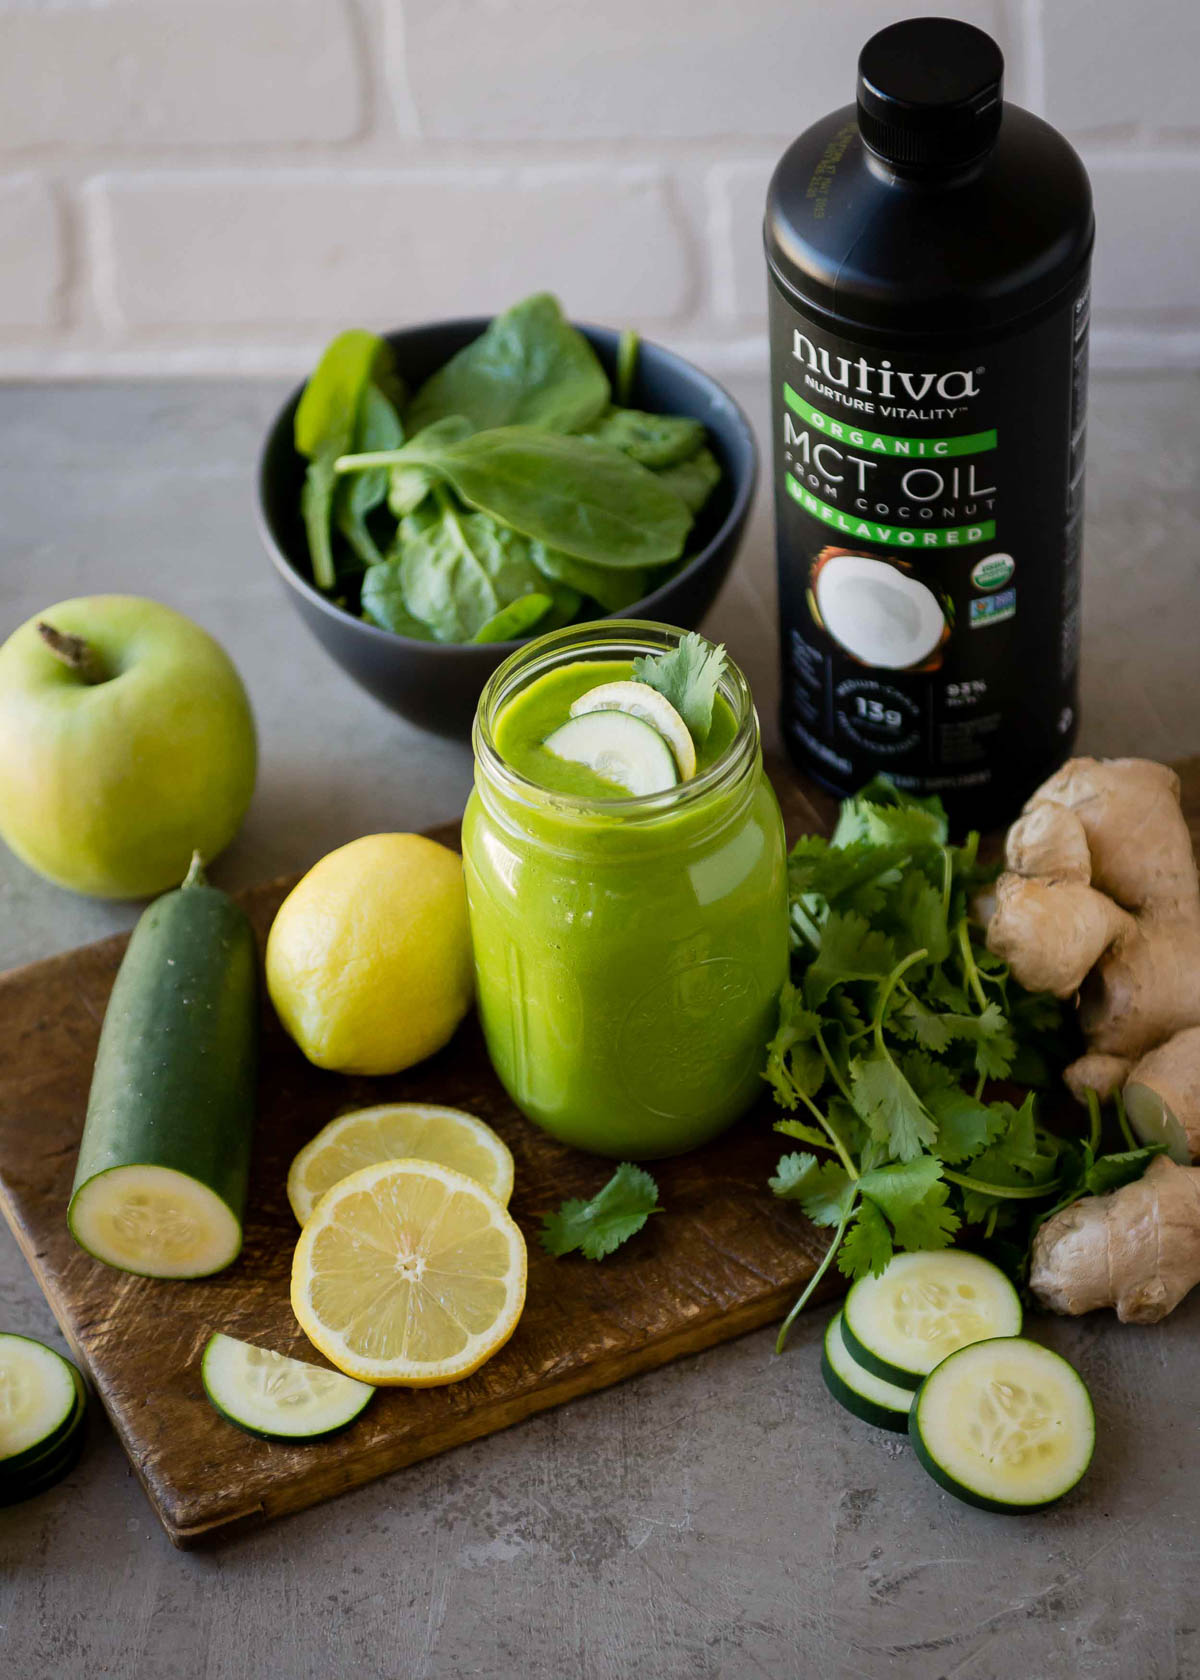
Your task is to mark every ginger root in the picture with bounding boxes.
[1030,1156,1200,1323]
[988,758,1200,1165]
[1124,1026,1200,1163]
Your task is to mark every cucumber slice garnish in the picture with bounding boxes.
[0,1334,85,1469]
[842,1251,1023,1390]
[201,1333,375,1441]
[543,710,679,796]
[568,681,697,780]
[909,1336,1095,1512]
[821,1311,914,1433]
[69,1163,243,1280]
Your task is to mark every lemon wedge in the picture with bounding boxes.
[569,680,697,780]
[287,1103,514,1225]
[291,1159,526,1386]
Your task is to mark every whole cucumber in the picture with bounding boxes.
[68,854,258,1278]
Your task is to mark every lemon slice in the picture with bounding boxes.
[291,1159,527,1386]
[287,1103,515,1225]
[569,680,697,779]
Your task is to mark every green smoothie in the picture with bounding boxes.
[463,628,789,1160]
[494,658,738,799]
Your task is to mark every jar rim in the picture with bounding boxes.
[472,620,760,822]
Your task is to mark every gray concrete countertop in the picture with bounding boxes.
[1,373,1199,1680]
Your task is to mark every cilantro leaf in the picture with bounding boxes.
[948,1001,1016,1080]
[832,794,946,853]
[978,1094,1057,1182]
[805,910,895,1006]
[764,982,827,1107]
[888,870,951,965]
[923,1084,1005,1165]
[858,1158,960,1251]
[631,631,725,744]
[1086,1145,1166,1198]
[540,1163,661,1260]
[788,835,912,912]
[773,1117,830,1150]
[850,1046,938,1161]
[892,993,954,1053]
[837,1200,893,1279]
[769,1152,856,1225]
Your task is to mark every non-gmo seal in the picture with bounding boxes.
[971,552,1015,590]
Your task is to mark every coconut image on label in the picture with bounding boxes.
[811,552,949,670]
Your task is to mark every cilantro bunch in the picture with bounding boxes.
[766,778,1077,1348]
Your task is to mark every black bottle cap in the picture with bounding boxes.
[857,17,1004,169]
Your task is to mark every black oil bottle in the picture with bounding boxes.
[765,17,1093,829]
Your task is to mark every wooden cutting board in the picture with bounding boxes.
[0,764,847,1548]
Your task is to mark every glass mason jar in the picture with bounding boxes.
[462,622,789,1160]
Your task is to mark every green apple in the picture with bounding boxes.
[0,595,257,899]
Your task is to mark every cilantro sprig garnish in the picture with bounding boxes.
[540,1163,662,1260]
[632,632,725,745]
[765,775,1098,1350]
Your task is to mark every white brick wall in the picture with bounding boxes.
[0,0,1197,378]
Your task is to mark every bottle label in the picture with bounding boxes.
[769,276,1089,806]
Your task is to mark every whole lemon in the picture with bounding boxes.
[266,834,473,1076]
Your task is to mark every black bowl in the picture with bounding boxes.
[256,318,758,739]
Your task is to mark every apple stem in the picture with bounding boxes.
[37,621,107,685]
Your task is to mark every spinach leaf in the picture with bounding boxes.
[398,493,549,642]
[336,384,403,568]
[295,329,385,589]
[581,407,705,468]
[653,444,722,515]
[295,328,384,457]
[530,541,649,612]
[471,593,554,643]
[536,582,585,631]
[406,293,609,435]
[387,416,473,518]
[360,560,436,639]
[386,426,693,567]
[615,329,638,408]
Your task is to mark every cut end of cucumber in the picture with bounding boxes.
[0,1334,81,1464]
[69,1164,242,1279]
[843,1251,1023,1388]
[543,709,679,796]
[910,1337,1095,1512]
[822,1311,914,1433]
[202,1333,374,1440]
[568,681,697,781]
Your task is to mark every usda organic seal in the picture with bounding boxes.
[971,553,1015,591]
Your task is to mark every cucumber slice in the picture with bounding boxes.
[910,1337,1095,1512]
[0,1334,85,1469]
[842,1251,1022,1390]
[70,1164,244,1281]
[568,681,697,780]
[202,1333,374,1441]
[543,710,678,796]
[0,1427,85,1506]
[821,1311,914,1433]
[0,1377,85,1487]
